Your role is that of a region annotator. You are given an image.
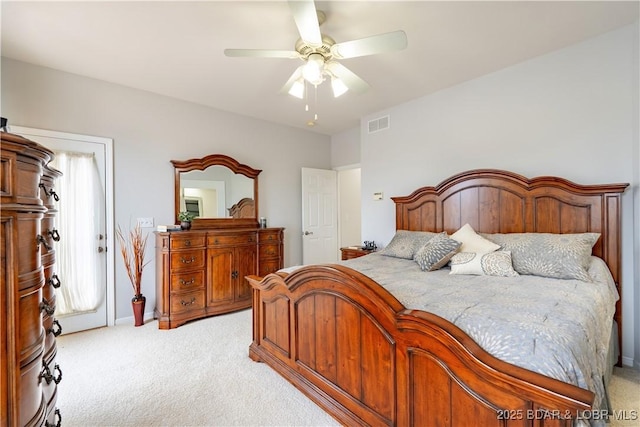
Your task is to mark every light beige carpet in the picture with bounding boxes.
[608,366,640,427]
[56,309,639,426]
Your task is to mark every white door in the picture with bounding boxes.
[302,168,338,264]
[11,126,114,334]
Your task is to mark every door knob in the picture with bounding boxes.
[303,231,313,235]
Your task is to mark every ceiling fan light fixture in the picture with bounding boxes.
[331,76,348,97]
[288,79,305,99]
[302,53,325,86]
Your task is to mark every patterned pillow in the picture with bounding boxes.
[450,251,519,277]
[450,223,500,254]
[379,230,439,259]
[481,232,600,281]
[414,234,461,271]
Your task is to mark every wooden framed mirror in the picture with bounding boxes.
[172,154,261,229]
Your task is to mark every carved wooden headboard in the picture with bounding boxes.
[391,169,629,363]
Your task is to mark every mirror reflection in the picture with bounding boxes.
[180,167,254,218]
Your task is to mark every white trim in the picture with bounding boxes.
[114,311,155,326]
[11,125,116,327]
[622,356,635,368]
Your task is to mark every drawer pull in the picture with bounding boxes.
[266,249,275,256]
[44,408,62,427]
[47,228,61,242]
[48,319,63,337]
[39,362,63,385]
[37,234,52,251]
[49,274,61,289]
[268,235,274,240]
[45,408,62,427]
[40,301,55,316]
[180,297,196,306]
[39,182,60,202]
[180,256,195,264]
[184,239,191,246]
[248,237,254,242]
[231,270,239,279]
[179,278,195,286]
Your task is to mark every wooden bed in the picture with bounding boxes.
[246,169,628,427]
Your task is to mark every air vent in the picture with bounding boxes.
[368,115,390,134]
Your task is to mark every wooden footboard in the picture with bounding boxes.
[247,266,593,427]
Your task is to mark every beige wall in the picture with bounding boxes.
[1,57,332,322]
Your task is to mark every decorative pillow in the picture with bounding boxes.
[481,232,600,281]
[414,234,461,271]
[450,223,500,254]
[379,230,438,259]
[450,251,519,277]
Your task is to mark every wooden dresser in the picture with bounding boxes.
[155,227,284,329]
[1,131,63,427]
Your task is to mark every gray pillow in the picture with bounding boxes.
[379,230,438,259]
[414,234,461,271]
[481,232,600,281]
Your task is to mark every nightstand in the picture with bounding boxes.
[340,247,375,260]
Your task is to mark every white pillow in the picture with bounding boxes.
[450,251,519,277]
[450,223,500,254]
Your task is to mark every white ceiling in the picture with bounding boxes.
[2,1,638,136]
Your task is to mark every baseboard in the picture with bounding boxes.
[114,311,155,326]
[621,355,635,368]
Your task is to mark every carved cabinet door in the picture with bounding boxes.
[207,247,235,306]
[235,244,257,302]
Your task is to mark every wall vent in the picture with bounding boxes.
[368,115,390,134]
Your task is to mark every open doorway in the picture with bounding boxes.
[337,166,362,250]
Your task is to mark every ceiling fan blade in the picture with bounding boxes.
[288,0,322,47]
[224,49,300,59]
[279,66,304,94]
[325,61,370,94]
[330,30,408,59]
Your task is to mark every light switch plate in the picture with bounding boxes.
[137,217,154,228]
[373,192,384,201]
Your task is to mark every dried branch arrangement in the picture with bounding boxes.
[115,223,150,297]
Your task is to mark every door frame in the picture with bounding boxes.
[11,125,116,327]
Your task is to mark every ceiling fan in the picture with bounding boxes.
[224,0,408,99]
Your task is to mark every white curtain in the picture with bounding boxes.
[51,151,105,315]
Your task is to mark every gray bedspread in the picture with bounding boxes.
[282,253,618,416]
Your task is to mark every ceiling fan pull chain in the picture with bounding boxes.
[314,85,318,121]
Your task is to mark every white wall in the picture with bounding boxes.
[1,57,332,323]
[632,21,640,370]
[359,24,639,367]
[331,126,360,168]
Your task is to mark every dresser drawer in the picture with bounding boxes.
[259,260,282,276]
[208,232,256,246]
[258,229,282,243]
[170,234,206,250]
[259,243,280,259]
[170,249,206,270]
[170,270,205,292]
[170,289,205,314]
